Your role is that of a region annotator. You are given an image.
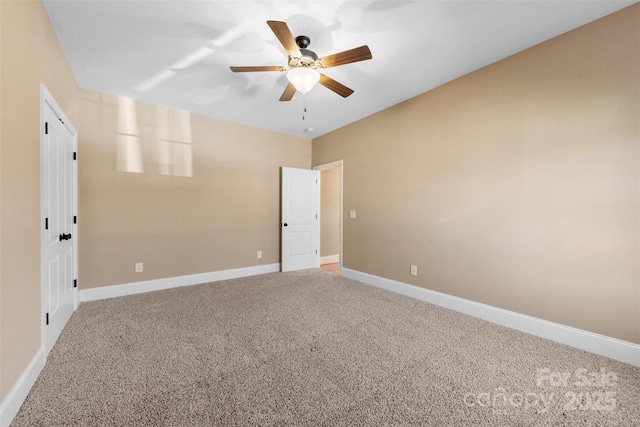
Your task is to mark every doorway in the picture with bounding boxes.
[313,160,343,275]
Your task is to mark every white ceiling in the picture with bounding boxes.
[42,1,634,139]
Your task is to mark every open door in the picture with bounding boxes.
[281,167,320,272]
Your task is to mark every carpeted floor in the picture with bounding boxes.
[11,269,640,426]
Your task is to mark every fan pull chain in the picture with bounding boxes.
[302,93,307,120]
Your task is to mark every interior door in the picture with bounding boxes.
[281,167,320,272]
[42,97,76,354]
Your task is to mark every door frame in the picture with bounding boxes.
[40,84,79,356]
[313,160,343,275]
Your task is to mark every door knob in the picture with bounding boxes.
[59,233,72,241]
[283,223,288,227]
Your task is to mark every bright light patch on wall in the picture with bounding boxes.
[154,107,171,174]
[116,97,193,177]
[171,109,192,143]
[117,134,144,174]
[118,96,139,135]
[173,143,193,178]
[117,97,144,173]
[152,108,193,177]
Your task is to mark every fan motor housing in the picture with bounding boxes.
[290,35,318,67]
[300,48,318,61]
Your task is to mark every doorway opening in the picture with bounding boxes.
[313,160,343,275]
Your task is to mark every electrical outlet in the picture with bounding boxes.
[410,265,418,276]
[135,262,143,273]
[257,250,262,259]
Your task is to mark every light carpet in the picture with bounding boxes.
[11,269,640,426]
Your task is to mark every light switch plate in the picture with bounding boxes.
[350,210,356,219]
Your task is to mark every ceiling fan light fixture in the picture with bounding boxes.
[287,67,319,94]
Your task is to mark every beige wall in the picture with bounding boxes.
[76,92,310,288]
[313,5,640,344]
[0,0,80,402]
[320,168,340,258]
[0,0,310,403]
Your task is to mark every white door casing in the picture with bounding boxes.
[281,167,320,272]
[41,84,78,355]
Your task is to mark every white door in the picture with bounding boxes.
[42,87,77,354]
[281,167,320,272]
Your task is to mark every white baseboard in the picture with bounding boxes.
[320,255,340,265]
[0,346,45,427]
[81,263,280,302]
[341,268,640,368]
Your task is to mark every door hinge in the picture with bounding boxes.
[316,249,318,254]
[45,122,48,134]
[45,313,49,325]
[73,279,77,288]
[73,215,77,224]
[45,217,49,230]
[73,152,77,160]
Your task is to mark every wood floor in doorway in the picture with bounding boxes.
[320,263,340,275]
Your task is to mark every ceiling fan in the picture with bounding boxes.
[230,20,372,101]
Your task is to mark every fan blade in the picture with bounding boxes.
[319,74,354,98]
[319,45,372,68]
[267,21,301,57]
[230,66,286,72]
[279,83,296,102]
